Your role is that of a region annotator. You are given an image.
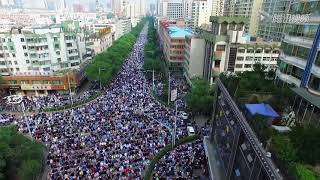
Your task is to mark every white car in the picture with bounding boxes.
[187,126,195,136]
[179,111,189,120]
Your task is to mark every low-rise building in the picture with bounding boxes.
[87,25,114,55]
[2,71,79,96]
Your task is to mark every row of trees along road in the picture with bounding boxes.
[0,126,45,180]
[85,18,146,85]
[143,17,161,73]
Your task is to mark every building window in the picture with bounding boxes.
[16,68,20,71]
[9,80,17,84]
[22,45,27,49]
[12,54,16,57]
[24,53,28,57]
[21,80,29,84]
[247,49,254,53]
[43,80,51,84]
[244,64,252,68]
[14,61,18,65]
[10,46,14,51]
[236,64,243,68]
[216,45,226,51]
[26,60,30,63]
[309,74,320,92]
[53,80,62,85]
[237,57,244,61]
[238,48,245,53]
[21,38,25,42]
[56,51,60,55]
[32,80,41,84]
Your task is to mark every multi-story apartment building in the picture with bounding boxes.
[223,0,263,36]
[200,16,279,82]
[160,24,192,72]
[212,0,224,16]
[87,25,114,55]
[157,0,185,19]
[190,0,213,30]
[257,0,292,42]
[0,21,89,76]
[0,21,92,96]
[276,0,320,124]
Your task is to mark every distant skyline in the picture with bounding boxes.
[1,0,156,11]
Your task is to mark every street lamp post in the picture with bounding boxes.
[67,72,74,105]
[99,67,106,90]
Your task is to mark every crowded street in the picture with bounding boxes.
[0,24,210,179]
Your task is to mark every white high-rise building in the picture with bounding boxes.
[212,0,224,16]
[190,0,213,29]
[158,0,184,19]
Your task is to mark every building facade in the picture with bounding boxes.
[158,0,185,20]
[0,21,90,77]
[257,0,292,42]
[200,16,279,83]
[190,0,213,30]
[276,0,320,125]
[2,71,79,96]
[87,25,114,55]
[204,79,282,180]
[223,0,263,36]
[184,35,205,82]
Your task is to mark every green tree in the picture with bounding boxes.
[0,126,44,180]
[289,126,320,165]
[85,18,147,85]
[186,80,215,114]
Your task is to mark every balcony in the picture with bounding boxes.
[283,34,313,48]
[311,65,320,77]
[67,52,79,57]
[279,52,306,70]
[276,69,301,86]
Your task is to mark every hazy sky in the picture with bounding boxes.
[21,0,156,9]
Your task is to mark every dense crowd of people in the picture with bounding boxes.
[0,24,208,179]
[154,140,208,179]
[1,90,99,112]
[14,25,190,179]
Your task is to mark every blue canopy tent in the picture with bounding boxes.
[245,103,280,119]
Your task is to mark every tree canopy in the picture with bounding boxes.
[186,80,215,114]
[220,63,294,113]
[85,18,147,85]
[0,126,44,180]
[143,17,161,73]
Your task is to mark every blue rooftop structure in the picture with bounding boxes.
[245,103,280,119]
[167,26,193,38]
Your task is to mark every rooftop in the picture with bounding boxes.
[167,26,193,38]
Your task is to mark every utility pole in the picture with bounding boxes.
[21,101,32,138]
[167,72,170,105]
[67,72,73,105]
[99,67,102,90]
[152,69,155,92]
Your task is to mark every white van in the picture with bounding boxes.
[187,126,195,136]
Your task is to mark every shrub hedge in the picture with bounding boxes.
[43,92,101,112]
[144,135,200,180]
